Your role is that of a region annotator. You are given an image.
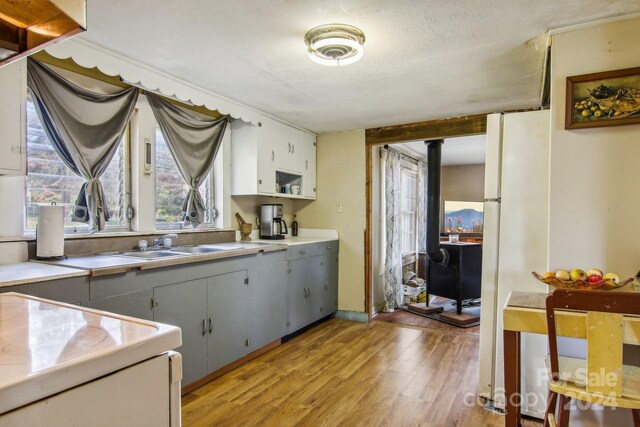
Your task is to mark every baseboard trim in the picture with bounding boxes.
[335,310,369,322]
[372,300,386,315]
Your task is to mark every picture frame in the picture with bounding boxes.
[565,66,640,130]
[442,200,484,236]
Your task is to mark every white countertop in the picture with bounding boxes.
[237,228,339,246]
[0,293,181,414]
[0,262,89,288]
[0,231,338,282]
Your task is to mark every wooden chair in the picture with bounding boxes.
[545,289,640,427]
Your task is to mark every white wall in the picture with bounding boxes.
[296,131,366,313]
[547,17,640,426]
[441,164,485,203]
[549,17,640,280]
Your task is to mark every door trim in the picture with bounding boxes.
[364,114,488,319]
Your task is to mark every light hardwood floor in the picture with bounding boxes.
[182,318,542,426]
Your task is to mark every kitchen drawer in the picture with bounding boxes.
[286,243,316,261]
[0,276,89,304]
[314,240,339,256]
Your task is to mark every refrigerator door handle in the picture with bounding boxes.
[484,198,501,203]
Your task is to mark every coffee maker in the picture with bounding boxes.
[260,204,288,239]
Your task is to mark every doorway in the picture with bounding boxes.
[369,135,486,330]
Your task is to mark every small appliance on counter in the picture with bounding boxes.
[260,204,288,239]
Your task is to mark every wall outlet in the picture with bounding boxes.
[336,203,343,213]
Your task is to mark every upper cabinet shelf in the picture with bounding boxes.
[230,120,316,200]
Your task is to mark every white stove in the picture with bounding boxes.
[0,292,182,426]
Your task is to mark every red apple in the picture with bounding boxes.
[588,275,602,283]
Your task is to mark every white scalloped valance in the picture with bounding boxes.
[45,39,262,125]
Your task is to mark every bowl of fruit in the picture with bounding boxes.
[532,268,634,291]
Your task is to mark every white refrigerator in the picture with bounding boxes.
[478,110,550,419]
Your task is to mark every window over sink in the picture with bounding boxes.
[24,94,131,234]
[154,126,215,229]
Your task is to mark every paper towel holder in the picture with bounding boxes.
[35,202,67,260]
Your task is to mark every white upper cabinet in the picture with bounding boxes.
[300,131,316,199]
[231,120,316,200]
[0,60,26,176]
[231,120,275,196]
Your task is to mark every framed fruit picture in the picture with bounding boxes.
[565,66,640,129]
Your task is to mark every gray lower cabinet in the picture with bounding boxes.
[86,289,153,320]
[248,259,287,352]
[319,253,339,317]
[207,270,249,373]
[150,252,288,388]
[286,240,339,334]
[153,278,209,386]
[287,257,317,333]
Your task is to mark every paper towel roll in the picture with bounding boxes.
[37,205,65,258]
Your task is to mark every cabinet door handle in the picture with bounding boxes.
[245,339,250,347]
[292,144,295,154]
[299,250,306,255]
[325,281,328,290]
[288,143,291,153]
[305,160,308,170]
[326,246,331,250]
[202,319,206,336]
[272,150,275,161]
[208,317,213,334]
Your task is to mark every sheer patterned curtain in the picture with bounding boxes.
[416,159,427,253]
[26,59,138,232]
[382,147,404,311]
[147,93,228,227]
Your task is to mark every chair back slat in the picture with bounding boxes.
[546,289,639,397]
[586,311,624,396]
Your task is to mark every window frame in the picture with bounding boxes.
[400,164,418,257]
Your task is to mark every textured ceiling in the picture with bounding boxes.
[80,1,640,132]
[397,135,486,166]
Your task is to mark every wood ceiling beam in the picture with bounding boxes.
[365,114,487,146]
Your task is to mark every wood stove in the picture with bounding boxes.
[424,140,482,315]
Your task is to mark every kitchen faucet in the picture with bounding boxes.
[153,234,178,249]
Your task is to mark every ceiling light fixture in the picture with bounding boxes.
[304,24,365,66]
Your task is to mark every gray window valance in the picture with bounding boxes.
[26,58,139,232]
[147,93,228,227]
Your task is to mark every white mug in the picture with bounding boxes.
[291,185,301,195]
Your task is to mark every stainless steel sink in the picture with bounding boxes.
[113,250,186,259]
[170,246,226,254]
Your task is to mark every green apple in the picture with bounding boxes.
[586,268,603,277]
[569,269,587,281]
[555,270,570,281]
[603,272,620,284]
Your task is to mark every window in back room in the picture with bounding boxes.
[400,166,418,256]
[24,93,131,234]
